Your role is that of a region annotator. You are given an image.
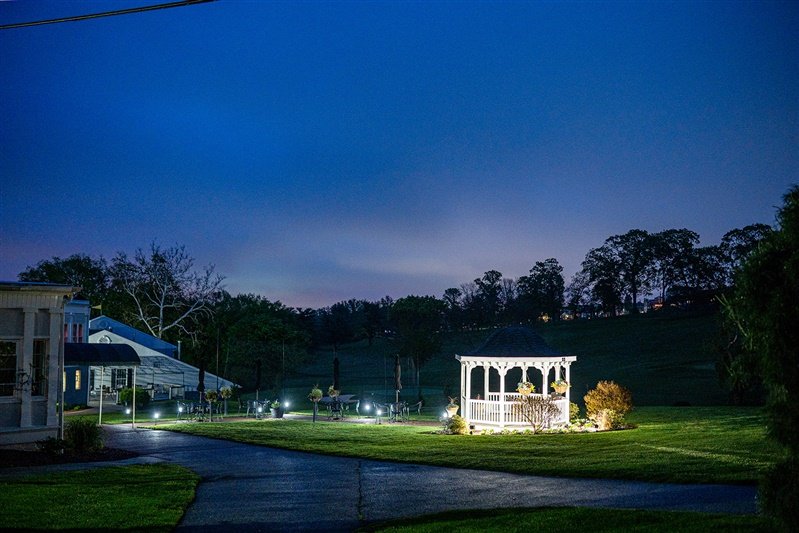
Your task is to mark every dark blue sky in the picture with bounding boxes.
[1,1,796,308]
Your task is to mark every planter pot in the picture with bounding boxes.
[517,387,532,395]
[446,405,459,417]
[553,384,568,394]
[271,408,283,418]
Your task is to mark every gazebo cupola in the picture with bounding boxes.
[455,326,577,429]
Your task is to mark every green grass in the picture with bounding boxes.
[159,406,778,485]
[0,463,199,530]
[359,507,769,532]
[282,310,728,411]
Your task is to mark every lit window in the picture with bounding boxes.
[31,339,48,396]
[0,340,17,396]
[75,369,81,390]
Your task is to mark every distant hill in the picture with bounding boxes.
[284,310,730,408]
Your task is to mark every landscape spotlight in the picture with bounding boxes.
[125,408,131,415]
[363,404,370,412]
[376,409,382,416]
[178,406,183,413]
[257,406,263,413]
[154,412,160,419]
[284,401,290,409]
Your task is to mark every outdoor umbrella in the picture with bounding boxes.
[255,359,262,401]
[197,362,205,402]
[394,354,402,404]
[333,357,340,392]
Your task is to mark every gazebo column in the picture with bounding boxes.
[541,363,548,397]
[483,365,489,400]
[497,366,508,428]
[464,362,473,420]
[565,363,571,403]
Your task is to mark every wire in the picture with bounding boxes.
[0,0,217,30]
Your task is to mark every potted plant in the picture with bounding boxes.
[309,384,323,422]
[446,396,459,417]
[517,381,535,395]
[270,399,283,418]
[551,379,569,395]
[328,385,339,398]
[220,386,233,416]
[308,385,323,402]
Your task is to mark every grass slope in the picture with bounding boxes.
[283,311,726,410]
[160,406,777,485]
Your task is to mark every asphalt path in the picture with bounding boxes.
[84,424,759,532]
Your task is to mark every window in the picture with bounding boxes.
[31,339,48,396]
[75,369,81,390]
[0,340,17,396]
[115,368,127,389]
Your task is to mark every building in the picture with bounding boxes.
[0,282,74,445]
[88,315,236,400]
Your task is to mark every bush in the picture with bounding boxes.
[446,414,468,435]
[569,402,580,422]
[37,436,66,456]
[118,387,150,409]
[584,381,633,430]
[65,418,103,453]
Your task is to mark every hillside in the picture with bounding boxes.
[284,310,730,409]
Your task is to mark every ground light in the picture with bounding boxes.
[363,403,371,412]
[153,412,160,419]
[125,408,131,415]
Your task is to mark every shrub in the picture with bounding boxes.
[37,436,66,456]
[118,387,150,409]
[569,402,580,422]
[65,418,103,453]
[446,414,468,435]
[584,380,633,430]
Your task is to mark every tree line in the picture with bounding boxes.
[17,223,770,391]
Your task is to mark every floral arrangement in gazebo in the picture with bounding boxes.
[517,381,535,395]
[551,379,569,394]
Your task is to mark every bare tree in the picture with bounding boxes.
[512,395,561,433]
[111,243,224,340]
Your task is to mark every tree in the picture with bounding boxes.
[517,258,565,321]
[575,230,654,314]
[719,223,773,284]
[723,187,799,530]
[649,229,699,302]
[442,287,463,330]
[361,300,383,346]
[474,270,503,325]
[390,295,445,400]
[18,253,110,305]
[110,243,224,341]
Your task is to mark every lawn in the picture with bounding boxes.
[359,507,769,532]
[0,463,199,531]
[159,406,778,485]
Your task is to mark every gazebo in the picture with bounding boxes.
[456,326,577,430]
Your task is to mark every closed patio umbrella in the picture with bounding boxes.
[333,357,340,391]
[394,354,402,404]
[197,362,205,402]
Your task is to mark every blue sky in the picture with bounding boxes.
[1,1,796,308]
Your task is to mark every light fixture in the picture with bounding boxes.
[377,409,382,416]
[284,401,290,409]
[125,408,131,415]
[364,404,370,412]
[154,412,160,419]
[178,406,183,413]
[257,406,263,413]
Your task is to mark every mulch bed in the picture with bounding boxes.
[0,447,139,469]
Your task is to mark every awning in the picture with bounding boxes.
[65,343,140,366]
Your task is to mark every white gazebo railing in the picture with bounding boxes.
[467,394,569,428]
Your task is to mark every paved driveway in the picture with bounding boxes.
[95,425,759,532]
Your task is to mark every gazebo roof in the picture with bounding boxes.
[464,326,564,358]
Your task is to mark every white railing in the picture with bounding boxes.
[467,396,569,428]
